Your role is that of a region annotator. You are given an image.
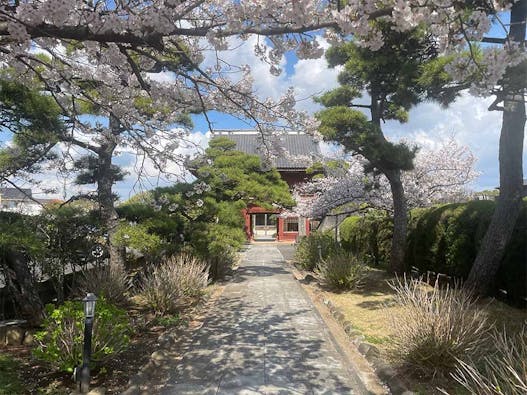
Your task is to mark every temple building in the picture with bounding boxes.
[211,130,320,242]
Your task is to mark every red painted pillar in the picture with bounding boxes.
[277,217,284,241]
[242,209,252,240]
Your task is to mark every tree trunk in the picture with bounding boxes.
[386,169,408,274]
[465,1,526,296]
[97,116,126,270]
[465,94,525,294]
[2,251,44,326]
[371,94,408,273]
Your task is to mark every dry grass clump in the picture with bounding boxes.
[316,251,366,291]
[387,276,491,377]
[79,265,131,306]
[448,326,527,395]
[140,253,209,315]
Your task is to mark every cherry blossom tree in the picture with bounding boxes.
[0,1,524,290]
[295,138,479,218]
[0,1,320,269]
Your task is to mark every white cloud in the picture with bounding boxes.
[201,35,288,100]
[146,71,177,83]
[11,40,525,199]
[116,130,210,200]
[384,93,525,190]
[288,57,340,113]
[10,130,211,201]
[200,35,340,113]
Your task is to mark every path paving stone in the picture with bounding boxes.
[160,244,369,394]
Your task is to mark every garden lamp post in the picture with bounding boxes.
[79,293,97,393]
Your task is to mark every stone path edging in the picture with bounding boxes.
[289,267,415,395]
[122,284,226,395]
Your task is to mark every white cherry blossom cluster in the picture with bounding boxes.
[295,137,479,217]
[0,1,520,118]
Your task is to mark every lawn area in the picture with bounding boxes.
[320,267,527,394]
[321,268,398,346]
[0,352,25,395]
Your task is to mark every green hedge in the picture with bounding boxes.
[340,200,527,302]
[294,231,339,271]
[340,211,392,267]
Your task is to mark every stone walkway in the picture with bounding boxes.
[148,245,370,394]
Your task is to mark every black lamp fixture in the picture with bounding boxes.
[75,293,97,393]
[83,293,97,319]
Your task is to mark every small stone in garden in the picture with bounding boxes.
[347,329,362,338]
[151,350,168,361]
[23,332,34,345]
[157,333,173,345]
[6,328,24,345]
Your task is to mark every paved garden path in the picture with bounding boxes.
[160,244,370,394]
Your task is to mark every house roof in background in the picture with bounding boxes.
[212,130,320,170]
[0,187,32,200]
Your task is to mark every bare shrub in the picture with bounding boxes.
[447,326,527,395]
[316,251,366,291]
[140,254,209,315]
[78,265,130,306]
[387,277,491,377]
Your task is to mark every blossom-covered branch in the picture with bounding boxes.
[296,138,479,218]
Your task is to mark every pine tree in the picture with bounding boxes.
[316,25,438,273]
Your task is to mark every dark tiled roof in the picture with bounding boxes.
[0,188,32,200]
[212,130,320,170]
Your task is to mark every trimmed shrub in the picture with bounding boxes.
[450,327,527,395]
[190,222,245,280]
[33,298,131,372]
[140,254,209,315]
[78,265,131,306]
[405,201,495,277]
[316,251,366,290]
[387,277,490,377]
[206,249,237,280]
[294,231,338,271]
[113,222,166,263]
[340,211,392,266]
[496,201,527,302]
[340,200,527,302]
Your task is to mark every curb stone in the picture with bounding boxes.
[292,267,415,395]
[323,298,414,395]
[121,385,140,395]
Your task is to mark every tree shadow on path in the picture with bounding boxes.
[156,256,363,394]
